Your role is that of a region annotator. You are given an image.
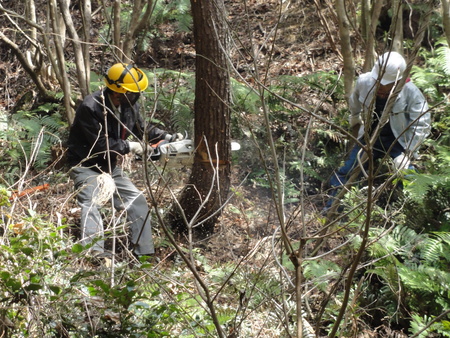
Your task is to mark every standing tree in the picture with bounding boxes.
[169,0,231,238]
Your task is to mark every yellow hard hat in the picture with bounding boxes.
[104,63,149,93]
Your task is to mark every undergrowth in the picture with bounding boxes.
[1,39,450,336]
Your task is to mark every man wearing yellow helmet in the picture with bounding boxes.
[67,63,183,261]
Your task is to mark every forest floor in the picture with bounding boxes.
[1,0,401,336]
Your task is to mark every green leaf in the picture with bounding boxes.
[21,247,33,256]
[71,244,84,253]
[70,271,97,283]
[25,283,43,291]
[49,285,61,295]
[7,280,22,291]
[0,271,11,281]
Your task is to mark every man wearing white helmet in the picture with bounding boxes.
[325,51,431,211]
[67,63,183,260]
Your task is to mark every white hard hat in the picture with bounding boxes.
[370,52,406,85]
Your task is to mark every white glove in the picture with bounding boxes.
[174,132,184,141]
[165,133,184,142]
[393,153,410,171]
[128,141,143,155]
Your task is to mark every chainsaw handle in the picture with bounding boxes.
[149,140,169,161]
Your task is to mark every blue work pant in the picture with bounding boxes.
[326,135,408,208]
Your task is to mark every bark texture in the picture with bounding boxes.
[170,0,231,237]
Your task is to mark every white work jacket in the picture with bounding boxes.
[349,72,431,158]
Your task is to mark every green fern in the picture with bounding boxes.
[426,232,450,263]
[169,0,192,32]
[360,210,450,334]
[420,235,445,263]
[302,259,342,292]
[397,263,450,294]
[410,65,443,100]
[411,38,450,102]
[405,144,450,200]
[436,39,450,75]
[366,224,419,259]
[409,313,434,338]
[1,109,67,181]
[144,69,195,134]
[231,78,262,115]
[151,0,192,32]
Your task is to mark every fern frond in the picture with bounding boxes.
[398,263,450,294]
[430,232,450,262]
[410,66,442,99]
[435,38,450,75]
[405,173,449,202]
[40,114,65,132]
[230,78,262,114]
[433,232,450,246]
[367,225,421,259]
[392,224,421,248]
[409,313,433,338]
[419,235,443,263]
[367,227,398,258]
[302,259,341,292]
[315,128,345,144]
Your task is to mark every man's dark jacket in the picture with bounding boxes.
[67,89,168,172]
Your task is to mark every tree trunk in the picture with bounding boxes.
[442,0,450,47]
[169,0,231,238]
[362,0,384,72]
[390,0,403,53]
[360,0,370,42]
[81,0,92,90]
[57,0,89,98]
[49,0,75,123]
[336,0,355,101]
[122,0,154,60]
[24,0,37,67]
[112,0,122,58]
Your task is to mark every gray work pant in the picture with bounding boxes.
[70,166,154,255]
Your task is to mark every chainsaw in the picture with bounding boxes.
[150,138,194,167]
[149,138,240,168]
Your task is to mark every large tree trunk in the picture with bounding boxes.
[169,0,231,238]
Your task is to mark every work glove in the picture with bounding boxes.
[393,153,410,171]
[128,141,143,156]
[165,133,184,142]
